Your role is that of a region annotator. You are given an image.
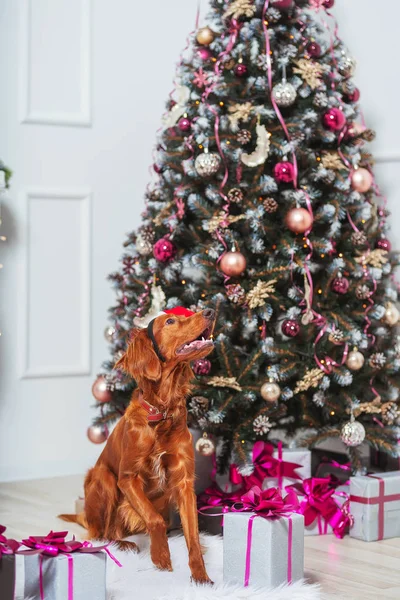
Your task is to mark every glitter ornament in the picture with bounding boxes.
[104,325,116,343]
[87,425,108,444]
[274,161,295,183]
[322,108,346,131]
[272,81,297,107]
[92,375,112,403]
[196,27,215,46]
[285,207,313,233]
[306,41,321,58]
[237,129,252,145]
[281,319,300,337]
[338,54,356,77]
[263,197,278,213]
[376,238,391,252]
[351,231,367,246]
[260,381,281,402]
[346,349,365,371]
[193,358,212,375]
[227,188,244,203]
[178,117,191,132]
[226,283,246,305]
[136,233,153,256]
[153,237,176,262]
[195,433,215,456]
[195,151,221,177]
[341,417,366,447]
[234,63,248,77]
[351,168,373,193]
[331,274,350,295]
[384,302,400,326]
[220,251,247,277]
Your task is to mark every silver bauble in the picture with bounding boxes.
[272,81,297,107]
[104,325,116,343]
[195,152,221,178]
[384,302,400,326]
[346,349,365,371]
[338,55,356,77]
[341,419,366,447]
[260,381,281,402]
[136,233,153,256]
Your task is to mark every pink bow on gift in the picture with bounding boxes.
[289,477,351,539]
[238,486,299,517]
[22,530,86,556]
[198,483,244,508]
[0,524,20,557]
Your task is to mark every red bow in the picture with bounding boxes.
[0,525,20,557]
[235,486,299,518]
[198,483,244,508]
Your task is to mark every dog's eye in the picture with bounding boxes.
[165,318,175,325]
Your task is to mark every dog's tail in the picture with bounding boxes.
[58,512,88,529]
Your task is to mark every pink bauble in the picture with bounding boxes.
[274,161,295,183]
[197,48,212,61]
[322,108,346,131]
[153,238,177,262]
[220,251,247,277]
[351,168,373,193]
[376,238,391,252]
[153,163,162,174]
[87,425,108,444]
[343,88,360,103]
[285,208,313,233]
[271,0,293,9]
[331,276,350,295]
[178,117,191,132]
[306,41,321,58]
[92,375,112,403]
[324,0,335,8]
[234,63,248,77]
[193,358,211,376]
[281,319,300,337]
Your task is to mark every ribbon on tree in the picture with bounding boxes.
[20,530,122,600]
[232,486,299,587]
[289,477,352,539]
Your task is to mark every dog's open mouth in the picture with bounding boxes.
[176,327,214,355]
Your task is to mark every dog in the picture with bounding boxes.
[59,307,215,584]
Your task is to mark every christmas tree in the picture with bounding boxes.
[90,0,400,473]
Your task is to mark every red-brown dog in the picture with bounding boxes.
[60,308,215,584]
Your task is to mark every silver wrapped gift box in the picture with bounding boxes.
[263,448,311,491]
[0,555,16,600]
[24,551,106,600]
[223,512,304,588]
[350,472,400,542]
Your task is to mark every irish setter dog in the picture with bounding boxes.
[59,308,215,584]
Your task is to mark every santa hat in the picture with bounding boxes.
[133,306,195,329]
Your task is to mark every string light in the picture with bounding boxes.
[318,289,322,294]
[320,253,325,258]
[181,280,186,285]
[219,101,224,106]
[330,410,335,416]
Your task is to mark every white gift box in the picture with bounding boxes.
[263,448,311,491]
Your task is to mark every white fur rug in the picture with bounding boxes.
[107,533,322,600]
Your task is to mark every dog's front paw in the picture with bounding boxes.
[151,546,173,572]
[190,567,213,586]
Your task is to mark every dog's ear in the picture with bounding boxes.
[115,329,162,382]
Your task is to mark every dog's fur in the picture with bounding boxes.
[59,309,215,584]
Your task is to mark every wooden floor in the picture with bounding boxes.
[1,474,399,599]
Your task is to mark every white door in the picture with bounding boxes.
[0,0,203,482]
[0,0,399,482]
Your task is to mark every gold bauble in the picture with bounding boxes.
[260,381,281,402]
[195,433,215,456]
[196,27,215,46]
[87,425,107,444]
[220,251,247,277]
[384,302,400,326]
[346,349,365,371]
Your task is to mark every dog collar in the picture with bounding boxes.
[138,392,171,423]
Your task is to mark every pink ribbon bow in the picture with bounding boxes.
[198,483,244,508]
[0,525,20,557]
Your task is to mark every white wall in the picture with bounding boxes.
[0,0,399,481]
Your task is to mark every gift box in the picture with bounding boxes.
[303,484,350,537]
[0,525,20,600]
[312,449,352,483]
[370,448,400,472]
[198,506,226,536]
[263,448,311,491]
[24,552,106,600]
[350,472,400,542]
[223,511,304,588]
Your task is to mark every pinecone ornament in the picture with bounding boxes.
[351,231,367,246]
[369,353,387,369]
[188,396,209,415]
[237,129,252,145]
[227,188,244,203]
[253,415,272,435]
[263,197,278,213]
[355,284,371,300]
[226,283,246,305]
[328,329,345,345]
[382,402,399,425]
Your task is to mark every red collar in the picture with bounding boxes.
[138,392,172,423]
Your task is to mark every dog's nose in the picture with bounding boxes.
[203,308,215,320]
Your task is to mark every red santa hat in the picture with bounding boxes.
[133,306,195,329]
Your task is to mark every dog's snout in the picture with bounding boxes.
[203,308,215,320]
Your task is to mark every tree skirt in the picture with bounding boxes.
[108,533,322,600]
